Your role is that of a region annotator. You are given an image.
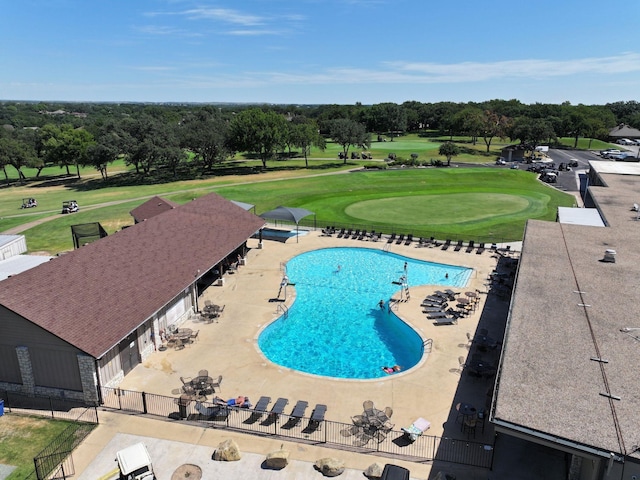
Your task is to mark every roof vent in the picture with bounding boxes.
[603,249,617,263]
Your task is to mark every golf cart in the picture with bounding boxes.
[21,198,38,209]
[61,200,79,214]
[115,443,155,480]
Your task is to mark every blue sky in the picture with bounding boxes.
[2,0,640,105]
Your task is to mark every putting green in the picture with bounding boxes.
[345,193,532,226]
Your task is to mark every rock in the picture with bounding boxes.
[213,439,241,461]
[314,457,345,477]
[364,463,384,478]
[265,447,290,469]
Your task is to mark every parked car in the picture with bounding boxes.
[602,150,622,159]
[599,149,620,157]
[568,160,579,167]
[616,138,634,145]
[495,158,506,165]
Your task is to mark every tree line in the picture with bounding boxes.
[0,99,638,182]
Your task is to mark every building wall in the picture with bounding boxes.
[0,235,27,260]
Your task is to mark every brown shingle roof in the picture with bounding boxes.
[130,196,179,223]
[0,193,265,359]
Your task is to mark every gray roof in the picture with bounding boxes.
[0,255,53,281]
[260,206,314,224]
[129,196,179,223]
[0,193,266,358]
[609,123,640,138]
[494,161,640,458]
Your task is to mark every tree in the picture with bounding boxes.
[226,109,288,168]
[481,111,510,152]
[40,124,94,178]
[439,142,460,166]
[328,119,370,163]
[289,118,325,168]
[453,107,484,145]
[0,130,37,182]
[364,103,407,139]
[179,107,232,172]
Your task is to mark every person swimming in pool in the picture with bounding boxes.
[382,365,402,374]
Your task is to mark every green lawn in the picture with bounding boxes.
[1,157,575,254]
[0,415,77,480]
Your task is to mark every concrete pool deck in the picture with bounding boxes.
[73,231,519,479]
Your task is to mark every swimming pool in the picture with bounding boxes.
[258,247,472,379]
[254,228,309,240]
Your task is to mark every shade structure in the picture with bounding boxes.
[259,206,315,242]
[230,200,255,213]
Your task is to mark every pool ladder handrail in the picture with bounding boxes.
[280,262,287,273]
[382,243,391,253]
[276,303,289,319]
[422,338,433,354]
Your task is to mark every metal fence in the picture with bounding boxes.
[100,387,493,469]
[0,389,91,421]
[32,408,98,480]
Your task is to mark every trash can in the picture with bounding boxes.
[176,395,190,419]
[0,399,4,416]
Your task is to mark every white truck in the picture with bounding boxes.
[115,443,156,480]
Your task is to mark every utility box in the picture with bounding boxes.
[115,443,155,480]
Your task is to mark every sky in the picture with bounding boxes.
[2,0,640,105]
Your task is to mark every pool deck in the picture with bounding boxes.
[74,232,519,480]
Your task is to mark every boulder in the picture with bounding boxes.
[314,457,345,477]
[213,439,241,461]
[265,447,290,470]
[364,463,384,478]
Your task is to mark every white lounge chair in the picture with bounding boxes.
[401,417,431,442]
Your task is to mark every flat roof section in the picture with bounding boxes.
[557,207,605,227]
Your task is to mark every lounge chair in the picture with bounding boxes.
[427,311,449,319]
[337,228,345,238]
[244,396,271,423]
[306,404,327,431]
[387,233,396,243]
[423,296,447,304]
[194,401,230,421]
[433,316,457,325]
[423,307,445,313]
[454,240,463,252]
[358,230,367,240]
[287,400,308,427]
[268,397,289,420]
[396,234,404,244]
[401,417,431,442]
[466,240,475,253]
[404,234,413,245]
[441,239,451,250]
[444,289,459,298]
[352,229,360,239]
[476,242,485,254]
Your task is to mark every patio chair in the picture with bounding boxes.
[423,307,446,313]
[210,375,222,392]
[180,376,192,385]
[384,406,393,418]
[476,242,486,255]
[465,240,475,253]
[401,417,431,442]
[387,233,396,243]
[396,234,405,244]
[352,229,360,239]
[337,228,345,238]
[173,338,185,350]
[454,240,463,252]
[441,239,451,250]
[458,356,467,373]
[363,400,375,415]
[427,311,449,319]
[198,369,208,378]
[190,330,199,343]
[358,230,367,240]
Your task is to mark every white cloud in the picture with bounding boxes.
[181,8,265,26]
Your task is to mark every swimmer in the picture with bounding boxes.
[381,365,402,374]
[445,273,449,279]
[378,299,385,310]
[336,265,341,273]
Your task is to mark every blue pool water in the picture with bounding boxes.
[258,247,472,379]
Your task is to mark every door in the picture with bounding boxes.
[119,333,140,376]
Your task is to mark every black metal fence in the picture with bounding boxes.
[0,390,99,480]
[100,387,493,469]
[32,408,98,480]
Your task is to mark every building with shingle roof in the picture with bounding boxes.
[130,195,179,223]
[0,193,265,403]
[492,161,640,479]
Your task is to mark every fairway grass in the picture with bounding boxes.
[2,167,575,254]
